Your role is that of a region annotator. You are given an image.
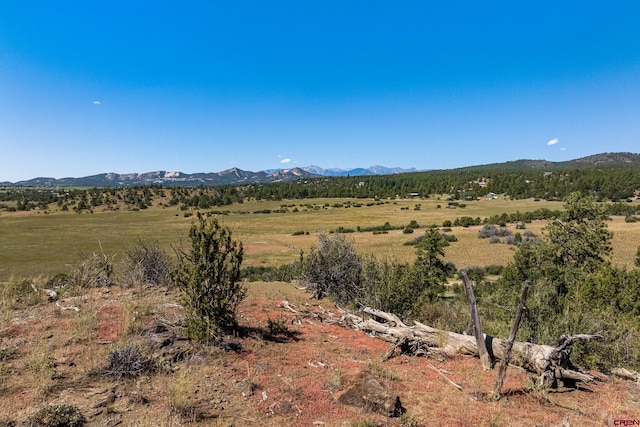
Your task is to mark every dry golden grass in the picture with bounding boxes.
[609,215,640,268]
[2,196,640,281]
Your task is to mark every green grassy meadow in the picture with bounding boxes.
[1,196,639,280]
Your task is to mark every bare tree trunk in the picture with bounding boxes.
[460,269,492,370]
[493,280,530,400]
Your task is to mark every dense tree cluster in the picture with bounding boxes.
[480,193,640,370]
[241,164,640,202]
[302,229,453,321]
[0,185,243,212]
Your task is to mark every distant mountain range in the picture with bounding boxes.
[3,168,314,188]
[2,165,419,187]
[3,153,639,187]
[301,165,419,176]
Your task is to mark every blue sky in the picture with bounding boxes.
[1,1,640,182]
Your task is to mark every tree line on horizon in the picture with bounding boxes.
[1,164,639,213]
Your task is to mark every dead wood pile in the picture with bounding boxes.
[334,307,602,387]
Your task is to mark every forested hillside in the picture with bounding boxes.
[245,152,640,201]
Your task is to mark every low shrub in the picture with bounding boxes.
[122,240,173,286]
[29,404,85,427]
[441,233,458,243]
[267,318,290,336]
[332,226,356,233]
[303,233,362,304]
[484,265,504,276]
[45,273,71,290]
[478,224,512,239]
[106,344,146,379]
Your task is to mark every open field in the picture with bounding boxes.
[1,196,640,280]
[1,196,640,425]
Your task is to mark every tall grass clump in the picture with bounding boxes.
[0,277,42,317]
[69,251,114,288]
[26,339,57,399]
[168,367,201,422]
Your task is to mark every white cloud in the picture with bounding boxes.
[280,158,291,164]
[92,100,101,105]
[547,138,559,146]
[560,147,566,151]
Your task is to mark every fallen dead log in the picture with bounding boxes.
[611,367,640,382]
[337,307,602,387]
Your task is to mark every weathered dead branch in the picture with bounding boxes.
[279,300,328,323]
[55,301,80,312]
[428,364,463,392]
[611,367,640,382]
[381,336,436,362]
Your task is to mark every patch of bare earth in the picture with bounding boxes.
[0,281,638,426]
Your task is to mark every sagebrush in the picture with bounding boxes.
[122,239,173,286]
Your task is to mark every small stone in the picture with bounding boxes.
[280,402,292,413]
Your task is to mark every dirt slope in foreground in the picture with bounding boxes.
[0,281,638,426]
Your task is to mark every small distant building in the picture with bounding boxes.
[469,177,489,188]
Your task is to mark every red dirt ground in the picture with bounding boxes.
[0,281,638,426]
